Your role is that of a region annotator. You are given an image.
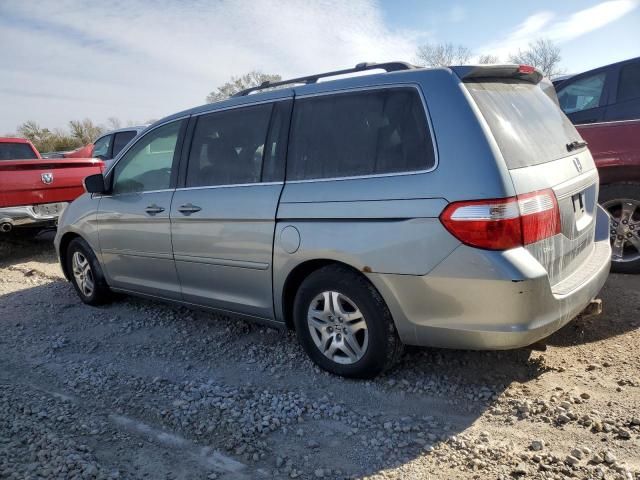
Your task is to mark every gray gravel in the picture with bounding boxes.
[1,232,639,479]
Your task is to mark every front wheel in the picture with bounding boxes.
[600,184,640,274]
[293,265,403,378]
[66,237,112,305]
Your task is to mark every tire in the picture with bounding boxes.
[293,264,403,378]
[599,183,640,274]
[66,237,112,305]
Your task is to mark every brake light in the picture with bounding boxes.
[518,64,536,74]
[440,189,561,250]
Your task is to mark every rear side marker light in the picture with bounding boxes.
[440,189,561,250]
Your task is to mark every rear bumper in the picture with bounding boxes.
[368,205,612,350]
[0,203,67,229]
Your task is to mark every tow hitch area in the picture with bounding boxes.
[583,298,603,318]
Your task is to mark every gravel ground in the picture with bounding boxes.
[1,231,639,480]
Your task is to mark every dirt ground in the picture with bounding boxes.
[1,231,638,480]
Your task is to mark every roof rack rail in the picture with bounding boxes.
[233,61,416,97]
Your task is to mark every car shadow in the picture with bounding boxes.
[0,228,58,267]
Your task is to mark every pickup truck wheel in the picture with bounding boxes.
[293,265,403,378]
[600,184,640,274]
[66,238,112,305]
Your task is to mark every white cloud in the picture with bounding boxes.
[0,0,419,133]
[479,0,638,60]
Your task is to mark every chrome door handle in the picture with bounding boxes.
[145,204,165,215]
[178,203,202,215]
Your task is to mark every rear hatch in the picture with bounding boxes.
[456,65,599,287]
[0,158,104,208]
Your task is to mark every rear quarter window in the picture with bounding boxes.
[287,87,435,180]
[466,80,581,169]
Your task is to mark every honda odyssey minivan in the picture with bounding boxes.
[55,62,611,378]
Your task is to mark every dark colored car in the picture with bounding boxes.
[554,56,640,124]
[88,126,147,163]
[555,57,640,273]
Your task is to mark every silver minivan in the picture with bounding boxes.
[55,62,611,378]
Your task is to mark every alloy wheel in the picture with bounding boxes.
[72,251,94,297]
[306,291,369,365]
[602,198,640,264]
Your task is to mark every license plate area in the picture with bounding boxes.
[571,191,591,231]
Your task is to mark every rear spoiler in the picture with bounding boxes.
[450,64,543,85]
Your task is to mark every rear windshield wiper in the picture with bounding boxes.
[566,140,588,152]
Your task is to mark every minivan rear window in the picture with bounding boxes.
[287,87,435,181]
[466,80,581,169]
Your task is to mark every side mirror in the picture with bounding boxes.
[83,173,107,194]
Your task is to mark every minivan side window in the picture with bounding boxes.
[557,72,606,114]
[186,103,274,187]
[287,87,435,181]
[617,62,640,102]
[112,121,182,194]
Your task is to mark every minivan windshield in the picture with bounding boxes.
[465,79,582,169]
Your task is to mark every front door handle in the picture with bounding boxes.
[178,203,202,215]
[145,204,165,215]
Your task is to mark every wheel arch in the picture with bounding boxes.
[279,258,377,331]
[58,231,83,281]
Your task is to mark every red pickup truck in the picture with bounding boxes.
[0,137,103,232]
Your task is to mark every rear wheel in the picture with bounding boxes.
[66,237,112,305]
[293,264,403,378]
[600,184,640,274]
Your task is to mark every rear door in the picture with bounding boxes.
[97,119,186,298]
[170,99,291,318]
[605,59,640,122]
[464,75,600,286]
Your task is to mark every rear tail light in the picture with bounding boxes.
[440,189,560,250]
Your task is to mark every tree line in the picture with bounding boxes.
[9,117,146,154]
[205,38,564,102]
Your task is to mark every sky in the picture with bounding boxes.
[0,0,639,134]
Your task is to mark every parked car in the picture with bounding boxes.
[555,57,640,273]
[64,126,147,167]
[56,62,610,378]
[0,137,103,232]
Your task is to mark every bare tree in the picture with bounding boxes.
[106,117,122,130]
[415,42,472,67]
[206,71,282,103]
[477,54,500,64]
[69,119,104,144]
[508,38,564,78]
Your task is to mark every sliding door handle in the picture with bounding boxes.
[145,204,165,215]
[178,203,202,215]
